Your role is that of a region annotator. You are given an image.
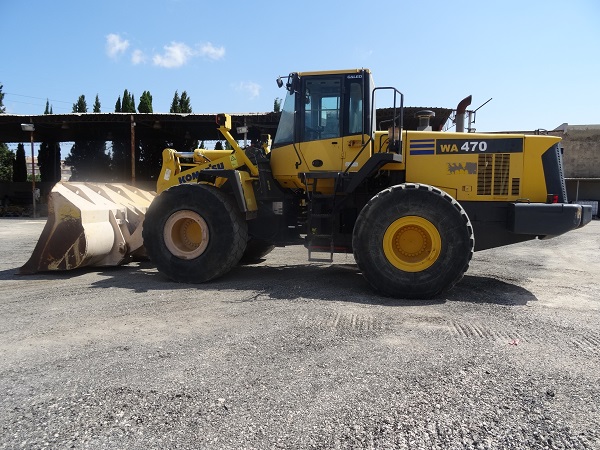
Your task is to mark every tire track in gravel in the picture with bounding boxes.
[406,315,600,357]
[292,310,385,333]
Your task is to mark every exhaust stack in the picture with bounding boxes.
[455,95,472,132]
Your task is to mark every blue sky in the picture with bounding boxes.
[1,0,599,133]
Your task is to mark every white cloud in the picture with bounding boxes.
[198,42,225,60]
[106,33,130,59]
[235,81,261,100]
[131,49,146,65]
[152,42,194,68]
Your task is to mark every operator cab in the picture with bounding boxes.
[270,69,378,188]
[273,69,375,148]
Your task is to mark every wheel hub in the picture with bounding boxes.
[383,216,441,272]
[163,210,209,259]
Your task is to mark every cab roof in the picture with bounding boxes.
[294,68,371,77]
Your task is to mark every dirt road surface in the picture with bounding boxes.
[1,218,599,449]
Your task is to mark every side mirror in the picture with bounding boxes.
[276,77,284,88]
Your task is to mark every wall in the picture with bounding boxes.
[560,127,600,178]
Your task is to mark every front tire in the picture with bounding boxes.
[143,184,248,283]
[352,183,474,299]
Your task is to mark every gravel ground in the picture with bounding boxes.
[0,218,599,449]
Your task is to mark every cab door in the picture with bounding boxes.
[342,72,372,173]
[297,76,343,172]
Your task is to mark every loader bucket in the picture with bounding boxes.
[20,182,156,274]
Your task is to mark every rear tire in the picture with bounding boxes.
[352,183,474,299]
[143,184,247,283]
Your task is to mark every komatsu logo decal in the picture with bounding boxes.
[437,138,523,154]
[409,139,435,155]
[178,162,225,184]
[179,171,201,184]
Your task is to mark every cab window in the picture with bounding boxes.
[273,90,295,146]
[302,77,341,141]
[347,81,363,135]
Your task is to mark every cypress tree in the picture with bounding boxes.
[170,91,180,113]
[72,95,87,113]
[0,83,14,182]
[111,93,128,180]
[0,146,14,182]
[138,91,153,113]
[179,91,192,113]
[93,95,101,113]
[38,100,61,183]
[168,90,196,151]
[13,143,27,182]
[0,82,5,114]
[66,95,109,180]
[138,90,162,180]
[121,90,135,113]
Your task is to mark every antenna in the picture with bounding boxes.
[468,98,492,132]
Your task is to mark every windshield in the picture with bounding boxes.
[273,90,295,147]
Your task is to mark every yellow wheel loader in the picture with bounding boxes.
[22,69,592,299]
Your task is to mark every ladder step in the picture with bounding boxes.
[310,191,345,196]
[308,244,334,263]
[310,234,333,239]
[308,251,334,263]
[308,256,334,263]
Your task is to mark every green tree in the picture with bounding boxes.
[66,95,87,179]
[0,146,14,182]
[0,83,13,181]
[121,90,136,113]
[38,141,61,182]
[138,91,153,113]
[66,95,110,180]
[274,97,282,113]
[169,90,196,151]
[38,100,61,183]
[138,90,162,180]
[111,92,131,181]
[72,95,87,113]
[214,141,223,150]
[93,94,101,113]
[90,95,110,179]
[179,91,192,113]
[170,91,181,113]
[0,83,5,114]
[13,143,27,182]
[45,100,53,115]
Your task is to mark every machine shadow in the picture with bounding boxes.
[2,261,536,306]
[0,261,537,306]
[89,261,537,306]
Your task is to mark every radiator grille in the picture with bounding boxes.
[511,177,520,196]
[493,154,510,195]
[477,153,512,196]
[477,154,493,195]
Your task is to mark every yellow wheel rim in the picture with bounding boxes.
[383,216,442,272]
[163,210,209,259]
